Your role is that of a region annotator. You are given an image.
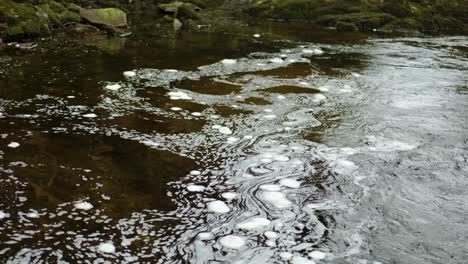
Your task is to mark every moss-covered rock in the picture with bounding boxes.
[79,8,127,28]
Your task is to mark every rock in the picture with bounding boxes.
[336,21,358,32]
[158,1,202,20]
[80,8,127,28]
[173,18,183,30]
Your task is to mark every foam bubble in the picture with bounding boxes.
[264,109,273,113]
[269,58,284,63]
[197,232,212,240]
[308,251,327,260]
[262,191,292,208]
[187,185,205,192]
[219,235,245,249]
[313,94,326,102]
[218,127,233,135]
[274,155,289,162]
[253,34,261,38]
[292,256,316,264]
[280,252,293,260]
[191,112,202,117]
[165,69,179,73]
[244,135,253,139]
[123,71,136,78]
[277,95,286,100]
[212,125,222,129]
[8,142,20,148]
[0,211,8,219]
[26,212,39,218]
[207,200,230,213]
[168,91,192,100]
[190,170,201,176]
[227,137,240,144]
[259,184,281,191]
[279,178,301,189]
[82,113,97,118]
[74,201,93,210]
[264,231,278,239]
[236,217,271,230]
[221,192,237,200]
[170,107,182,111]
[105,84,121,91]
[263,114,277,119]
[221,59,237,65]
[98,242,115,254]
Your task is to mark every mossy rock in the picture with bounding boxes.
[79,8,127,28]
[0,0,51,39]
[316,12,395,31]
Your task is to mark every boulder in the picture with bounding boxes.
[79,8,127,28]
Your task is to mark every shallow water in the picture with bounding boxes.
[1,23,467,263]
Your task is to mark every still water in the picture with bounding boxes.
[0,23,467,263]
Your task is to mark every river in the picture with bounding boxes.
[0,23,467,263]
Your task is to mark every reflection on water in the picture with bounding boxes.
[1,22,467,264]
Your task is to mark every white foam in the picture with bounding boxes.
[191,112,202,117]
[292,256,316,264]
[264,231,278,239]
[253,34,261,38]
[98,242,115,254]
[264,109,273,113]
[227,137,240,144]
[26,212,39,218]
[218,127,233,135]
[263,114,277,119]
[197,232,212,240]
[168,91,192,100]
[261,158,272,163]
[74,201,93,210]
[313,94,326,102]
[274,155,289,162]
[187,185,205,192]
[207,200,230,213]
[269,58,284,63]
[236,217,271,230]
[123,71,136,78]
[67,95,75,99]
[308,251,327,260]
[221,192,237,200]
[279,178,301,189]
[165,69,179,73]
[260,184,281,191]
[141,140,159,147]
[8,142,20,148]
[212,124,222,129]
[277,95,286,100]
[280,252,293,260]
[219,235,245,249]
[170,107,182,111]
[0,211,8,219]
[105,84,122,91]
[221,59,237,65]
[262,191,292,208]
[190,170,201,176]
[333,159,358,174]
[82,113,97,118]
[352,73,361,77]
[244,135,254,139]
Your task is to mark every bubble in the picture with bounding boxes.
[279,178,301,189]
[221,59,237,65]
[74,202,93,210]
[123,71,136,78]
[221,192,237,200]
[219,235,245,249]
[82,113,97,118]
[207,200,230,214]
[236,217,271,230]
[187,185,205,192]
[308,251,327,260]
[98,242,116,254]
[8,142,20,148]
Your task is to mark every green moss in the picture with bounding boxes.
[316,12,395,31]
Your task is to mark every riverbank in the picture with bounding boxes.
[0,0,467,44]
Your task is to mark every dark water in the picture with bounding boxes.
[0,22,467,263]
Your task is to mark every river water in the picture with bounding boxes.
[0,23,467,263]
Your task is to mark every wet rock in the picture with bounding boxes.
[79,8,127,29]
[173,18,183,30]
[336,21,358,32]
[158,1,202,20]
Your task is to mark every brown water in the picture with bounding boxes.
[1,22,467,263]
